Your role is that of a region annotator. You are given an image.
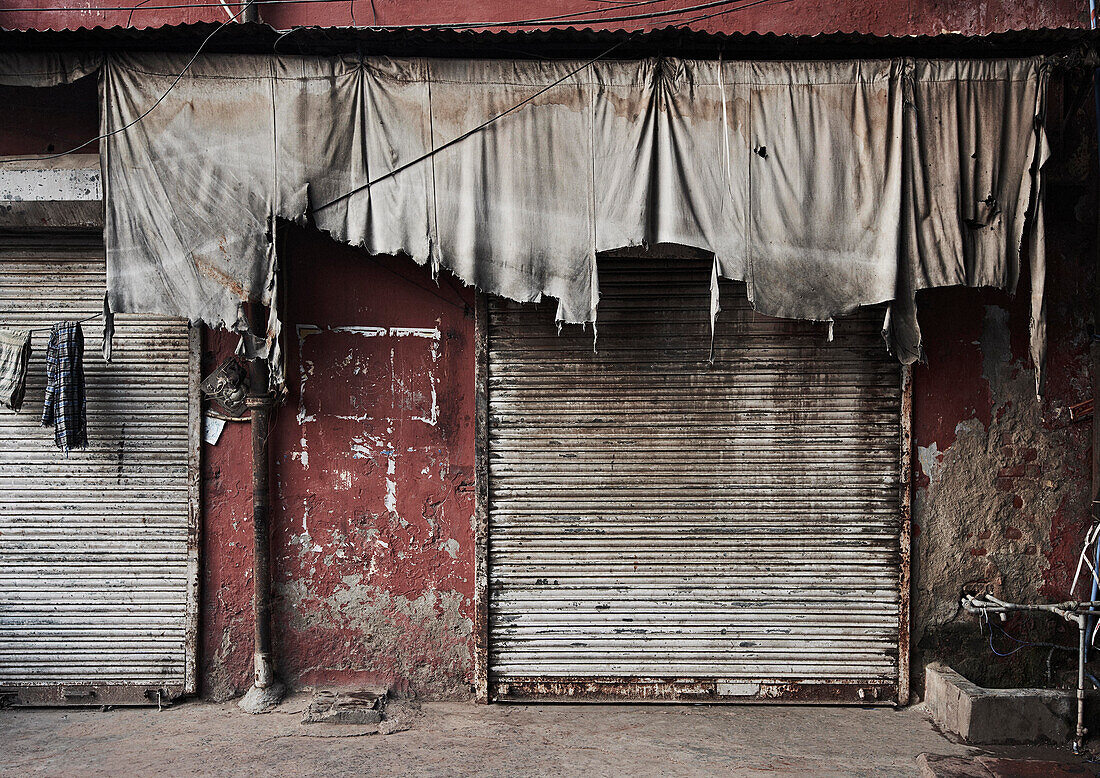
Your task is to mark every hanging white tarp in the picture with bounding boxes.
[0,52,1049,390]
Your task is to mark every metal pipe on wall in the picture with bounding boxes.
[237,303,284,713]
[248,353,274,689]
[240,0,259,24]
[1088,0,1100,641]
[963,595,1091,752]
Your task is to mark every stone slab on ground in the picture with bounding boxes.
[302,689,385,725]
[918,752,1098,777]
[925,662,1075,744]
[976,756,1096,776]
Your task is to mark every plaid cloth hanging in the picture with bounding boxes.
[41,321,87,453]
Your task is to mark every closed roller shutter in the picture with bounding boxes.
[487,255,906,703]
[0,234,199,705]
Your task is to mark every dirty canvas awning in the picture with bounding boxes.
[0,52,1049,390]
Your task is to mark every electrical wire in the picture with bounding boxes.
[272,25,300,53]
[0,0,665,15]
[980,611,1075,658]
[1071,522,1100,599]
[674,0,792,25]
[25,311,104,335]
[0,3,249,166]
[312,39,626,215]
[1087,670,1100,690]
[0,0,779,29]
[0,0,784,167]
[125,0,155,26]
[519,0,780,27]
[362,255,468,311]
[1,0,339,11]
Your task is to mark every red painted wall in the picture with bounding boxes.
[197,114,1091,696]
[0,0,1087,37]
[199,336,255,700]
[201,229,477,699]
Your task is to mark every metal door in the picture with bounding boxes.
[485,255,907,703]
[0,234,199,705]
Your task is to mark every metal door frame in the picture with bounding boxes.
[473,289,912,706]
[0,231,202,706]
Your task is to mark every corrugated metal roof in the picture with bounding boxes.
[0,21,1096,59]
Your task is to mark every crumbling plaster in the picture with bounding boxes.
[909,168,1094,689]
[913,305,1087,652]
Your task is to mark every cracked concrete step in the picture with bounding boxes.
[924,662,1080,744]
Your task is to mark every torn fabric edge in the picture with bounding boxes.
[0,52,1052,395]
[1027,63,1051,398]
[884,57,1051,396]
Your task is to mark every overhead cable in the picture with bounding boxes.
[675,0,792,25]
[0,0,774,28]
[311,39,627,214]
[0,2,249,165]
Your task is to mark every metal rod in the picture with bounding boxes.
[1090,0,1100,669]
[1077,613,1088,753]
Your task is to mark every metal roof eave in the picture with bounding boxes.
[0,22,1097,61]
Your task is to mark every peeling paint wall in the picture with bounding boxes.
[201,228,476,699]
[199,334,255,701]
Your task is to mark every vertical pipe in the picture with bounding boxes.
[1077,614,1088,753]
[240,0,259,23]
[237,303,283,713]
[1090,0,1100,645]
[247,351,274,689]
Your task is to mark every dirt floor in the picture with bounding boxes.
[0,695,1096,777]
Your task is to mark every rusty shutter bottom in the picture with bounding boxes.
[486,255,905,703]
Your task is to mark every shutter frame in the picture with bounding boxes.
[485,256,907,704]
[0,236,198,705]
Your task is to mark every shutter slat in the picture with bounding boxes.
[487,257,903,699]
[0,246,193,698]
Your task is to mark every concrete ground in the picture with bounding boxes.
[0,696,1095,778]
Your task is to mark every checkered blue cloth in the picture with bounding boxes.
[41,321,87,453]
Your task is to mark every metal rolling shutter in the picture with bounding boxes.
[487,255,905,703]
[0,235,199,705]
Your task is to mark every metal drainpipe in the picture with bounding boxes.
[249,353,274,687]
[1077,611,1089,753]
[240,0,259,23]
[238,305,284,713]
